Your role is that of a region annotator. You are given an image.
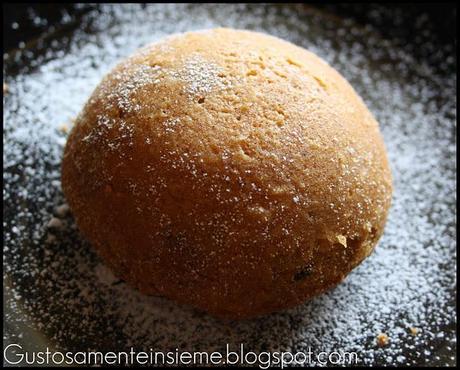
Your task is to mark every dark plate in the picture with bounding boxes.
[3,4,457,367]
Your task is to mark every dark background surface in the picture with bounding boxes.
[3,3,457,68]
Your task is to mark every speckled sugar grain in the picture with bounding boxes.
[3,4,456,367]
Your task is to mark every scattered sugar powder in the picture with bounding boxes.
[3,3,456,367]
[170,54,227,97]
[103,63,163,114]
[163,118,181,133]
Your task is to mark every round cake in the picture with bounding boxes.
[61,28,392,319]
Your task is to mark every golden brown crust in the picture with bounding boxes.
[61,28,392,319]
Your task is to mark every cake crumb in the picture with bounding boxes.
[409,327,419,336]
[377,333,389,347]
[55,203,70,217]
[47,217,64,229]
[59,119,75,134]
[59,123,70,134]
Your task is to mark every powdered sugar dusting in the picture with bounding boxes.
[3,4,456,366]
[106,64,162,113]
[170,54,227,96]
